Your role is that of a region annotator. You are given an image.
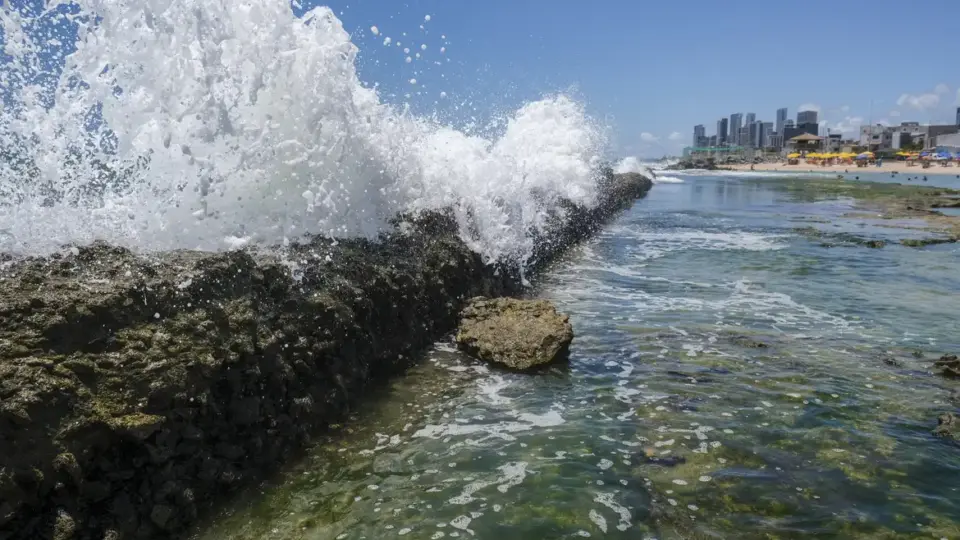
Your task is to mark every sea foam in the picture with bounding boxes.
[0,1,606,264]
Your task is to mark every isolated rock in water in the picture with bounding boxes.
[933,412,958,438]
[455,297,573,370]
[729,335,770,349]
[935,354,960,377]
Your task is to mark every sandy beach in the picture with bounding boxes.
[727,161,960,176]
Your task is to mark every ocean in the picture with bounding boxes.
[192,172,960,539]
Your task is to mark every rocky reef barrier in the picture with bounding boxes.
[0,171,652,539]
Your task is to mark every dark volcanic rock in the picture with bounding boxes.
[0,172,652,539]
[455,297,573,370]
[526,171,654,275]
[935,354,960,377]
[901,237,958,248]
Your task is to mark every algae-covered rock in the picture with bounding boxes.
[53,509,76,540]
[934,354,960,378]
[455,297,573,370]
[933,412,958,438]
[729,335,770,349]
[901,237,957,248]
[0,227,509,538]
[793,227,887,249]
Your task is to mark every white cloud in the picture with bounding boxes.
[874,118,890,126]
[935,83,950,95]
[897,92,940,110]
[830,116,864,135]
[840,105,850,112]
[639,132,659,143]
[667,132,683,141]
[889,110,901,117]
[799,103,821,113]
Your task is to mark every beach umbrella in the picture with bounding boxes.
[855,152,872,160]
[787,153,801,158]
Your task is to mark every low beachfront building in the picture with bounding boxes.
[861,122,959,151]
[937,133,960,153]
[785,133,823,155]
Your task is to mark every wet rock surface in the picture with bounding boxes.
[933,412,958,439]
[935,354,960,377]
[0,172,652,539]
[728,335,771,349]
[793,227,886,249]
[454,297,574,371]
[900,237,958,248]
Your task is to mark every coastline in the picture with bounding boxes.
[0,172,653,540]
[726,162,960,176]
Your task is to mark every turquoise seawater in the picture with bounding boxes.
[195,174,960,540]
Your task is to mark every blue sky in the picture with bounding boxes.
[315,0,960,157]
[5,0,960,158]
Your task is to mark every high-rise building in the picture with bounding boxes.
[761,122,774,148]
[745,113,756,126]
[784,121,819,142]
[693,124,705,147]
[738,126,750,148]
[770,133,784,150]
[729,113,743,146]
[785,119,795,128]
[717,118,729,144]
[797,110,818,125]
[956,107,960,127]
[776,108,788,135]
[748,121,760,148]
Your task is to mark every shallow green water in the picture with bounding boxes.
[195,175,960,539]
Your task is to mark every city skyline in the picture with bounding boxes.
[689,104,960,154]
[691,106,821,150]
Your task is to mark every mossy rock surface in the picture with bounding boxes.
[455,297,573,370]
